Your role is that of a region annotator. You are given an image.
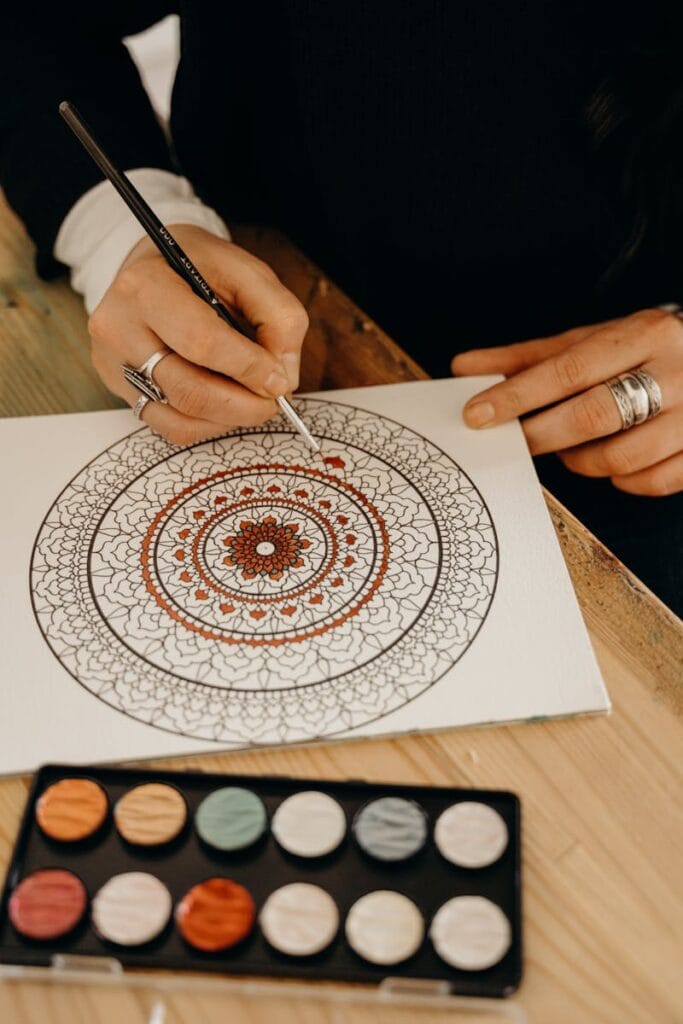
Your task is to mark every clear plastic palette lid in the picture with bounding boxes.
[0,957,527,1023]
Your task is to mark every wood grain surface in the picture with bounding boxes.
[0,196,681,1024]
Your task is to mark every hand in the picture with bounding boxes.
[451,308,683,496]
[89,224,309,444]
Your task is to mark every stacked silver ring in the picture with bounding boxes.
[605,369,662,431]
[632,368,662,418]
[133,395,150,421]
[123,348,172,417]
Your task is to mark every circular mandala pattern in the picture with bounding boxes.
[31,399,498,743]
[140,464,389,646]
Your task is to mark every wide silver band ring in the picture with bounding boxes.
[605,369,662,431]
[137,348,172,383]
[132,395,151,421]
[632,369,662,418]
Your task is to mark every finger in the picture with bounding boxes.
[558,410,683,477]
[96,335,278,428]
[125,260,291,399]
[153,352,278,428]
[205,247,309,391]
[451,321,618,377]
[91,317,279,430]
[89,306,165,365]
[524,350,683,455]
[462,313,656,428]
[522,382,623,455]
[95,349,231,446]
[452,334,573,377]
[141,397,229,447]
[611,451,683,497]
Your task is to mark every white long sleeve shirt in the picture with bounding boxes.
[54,168,230,313]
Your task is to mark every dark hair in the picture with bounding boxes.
[588,42,683,284]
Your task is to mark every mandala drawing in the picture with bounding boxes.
[30,399,498,744]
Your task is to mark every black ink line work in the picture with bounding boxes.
[30,399,499,743]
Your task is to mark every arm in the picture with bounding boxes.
[0,4,309,442]
[0,3,175,276]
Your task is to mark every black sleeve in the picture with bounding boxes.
[0,3,177,277]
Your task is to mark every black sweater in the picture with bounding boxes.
[0,2,678,375]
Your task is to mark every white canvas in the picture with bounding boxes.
[0,378,609,775]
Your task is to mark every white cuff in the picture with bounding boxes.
[54,168,231,313]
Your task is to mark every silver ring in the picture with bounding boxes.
[137,348,172,383]
[658,302,683,321]
[617,373,650,425]
[605,369,662,431]
[122,365,167,404]
[132,395,151,420]
[605,377,636,430]
[632,368,662,419]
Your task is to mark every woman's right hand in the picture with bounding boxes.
[88,224,309,444]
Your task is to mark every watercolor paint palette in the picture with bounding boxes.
[0,764,522,999]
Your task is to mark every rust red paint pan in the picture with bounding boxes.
[176,878,256,953]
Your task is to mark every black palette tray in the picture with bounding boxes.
[0,763,522,998]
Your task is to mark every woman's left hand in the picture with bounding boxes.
[451,308,683,496]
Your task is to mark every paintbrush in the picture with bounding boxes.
[59,100,322,457]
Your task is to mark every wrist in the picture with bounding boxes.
[54,169,231,313]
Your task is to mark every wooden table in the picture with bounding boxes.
[0,195,681,1024]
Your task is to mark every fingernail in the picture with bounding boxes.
[265,370,289,397]
[281,352,300,391]
[464,401,495,428]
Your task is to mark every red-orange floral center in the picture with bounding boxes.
[222,516,306,581]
